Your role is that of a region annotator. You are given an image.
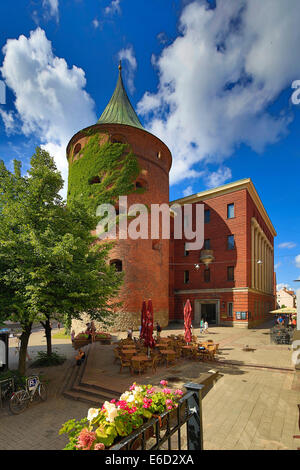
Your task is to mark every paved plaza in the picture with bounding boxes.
[0,320,299,450]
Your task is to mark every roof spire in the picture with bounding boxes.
[97,62,144,130]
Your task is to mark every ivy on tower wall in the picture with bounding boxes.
[67,133,142,212]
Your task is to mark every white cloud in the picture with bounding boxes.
[205,166,232,188]
[183,185,193,197]
[93,18,100,29]
[105,0,121,16]
[278,242,297,249]
[295,255,300,268]
[274,262,281,270]
[0,28,96,196]
[137,0,300,186]
[42,0,59,22]
[118,46,137,94]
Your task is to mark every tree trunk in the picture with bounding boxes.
[41,315,52,356]
[18,323,32,376]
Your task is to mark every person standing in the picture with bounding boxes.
[156,322,162,339]
[200,319,204,334]
[204,320,208,333]
[71,329,75,342]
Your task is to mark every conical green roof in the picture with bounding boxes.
[97,63,145,130]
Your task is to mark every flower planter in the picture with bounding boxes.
[60,380,185,451]
[72,338,91,349]
[94,337,112,345]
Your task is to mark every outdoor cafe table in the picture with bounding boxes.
[121,349,136,357]
[131,355,151,362]
[159,349,176,355]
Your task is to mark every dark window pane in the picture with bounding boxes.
[204,269,210,283]
[204,209,210,223]
[227,203,234,219]
[227,266,234,281]
[204,239,211,250]
[184,270,190,284]
[227,235,235,250]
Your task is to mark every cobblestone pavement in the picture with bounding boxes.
[0,322,299,450]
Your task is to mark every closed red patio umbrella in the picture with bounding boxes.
[184,299,192,344]
[140,300,147,339]
[144,299,155,353]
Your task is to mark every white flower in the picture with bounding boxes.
[120,392,130,401]
[127,394,135,403]
[103,401,118,423]
[133,386,143,394]
[87,408,100,422]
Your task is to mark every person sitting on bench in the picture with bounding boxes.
[75,349,86,366]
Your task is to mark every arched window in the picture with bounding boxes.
[156,151,162,160]
[135,178,148,190]
[111,134,126,144]
[110,259,123,272]
[89,176,102,185]
[74,143,81,156]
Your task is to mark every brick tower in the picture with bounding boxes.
[67,64,172,331]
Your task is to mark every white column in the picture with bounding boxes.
[258,234,262,290]
[251,223,255,289]
[263,241,267,293]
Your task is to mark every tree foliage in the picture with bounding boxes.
[0,148,123,374]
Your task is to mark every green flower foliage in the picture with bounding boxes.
[67,135,142,212]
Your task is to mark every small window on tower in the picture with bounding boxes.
[74,143,81,156]
[111,134,126,144]
[89,176,102,185]
[110,259,123,272]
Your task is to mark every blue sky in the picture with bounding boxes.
[0,0,300,291]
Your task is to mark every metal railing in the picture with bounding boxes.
[110,382,204,451]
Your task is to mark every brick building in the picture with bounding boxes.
[169,179,277,328]
[69,65,276,332]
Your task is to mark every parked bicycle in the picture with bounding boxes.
[0,377,15,408]
[9,375,47,414]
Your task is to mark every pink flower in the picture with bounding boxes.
[162,388,172,394]
[94,442,105,450]
[160,380,168,386]
[175,389,183,396]
[129,384,136,391]
[116,400,128,409]
[167,405,173,410]
[110,399,116,403]
[143,397,152,409]
[166,399,173,405]
[146,387,155,395]
[76,429,97,451]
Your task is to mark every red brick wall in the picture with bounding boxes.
[172,188,248,292]
[67,123,172,328]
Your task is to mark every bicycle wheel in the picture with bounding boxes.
[9,390,29,415]
[38,383,47,402]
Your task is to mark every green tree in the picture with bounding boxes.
[0,148,123,375]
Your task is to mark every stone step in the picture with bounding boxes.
[71,383,120,402]
[62,389,102,407]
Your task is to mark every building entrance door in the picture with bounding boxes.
[194,300,219,326]
[201,303,217,325]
